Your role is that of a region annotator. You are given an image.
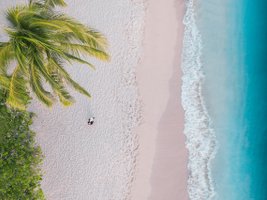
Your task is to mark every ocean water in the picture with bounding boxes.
[183,0,267,199]
[241,0,267,198]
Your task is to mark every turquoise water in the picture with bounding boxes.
[197,0,267,199]
[242,0,267,198]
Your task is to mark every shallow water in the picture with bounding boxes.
[186,0,267,199]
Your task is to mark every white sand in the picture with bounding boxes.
[0,0,191,199]
[132,0,189,199]
[0,0,145,199]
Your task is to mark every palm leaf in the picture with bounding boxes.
[0,75,11,90]
[6,66,30,110]
[62,52,95,69]
[6,6,25,27]
[30,20,62,29]
[29,61,54,107]
[44,0,67,7]
[29,0,66,8]
[51,76,74,106]
[0,42,15,74]
[48,16,108,49]
[60,43,110,61]
[46,61,74,106]
[49,57,91,98]
[34,53,74,106]
[1,1,109,109]
[12,41,29,73]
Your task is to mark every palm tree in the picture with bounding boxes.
[0,0,109,110]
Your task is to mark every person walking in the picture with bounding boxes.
[88,117,95,125]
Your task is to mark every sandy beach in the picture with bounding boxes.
[28,0,146,199]
[0,0,188,199]
[3,0,264,199]
[132,0,189,199]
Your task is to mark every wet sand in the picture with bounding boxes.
[132,0,189,199]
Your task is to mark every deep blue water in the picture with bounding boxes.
[198,0,267,199]
[242,0,267,198]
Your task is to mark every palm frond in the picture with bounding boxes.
[44,0,67,7]
[51,75,74,106]
[29,0,66,8]
[0,42,15,74]
[49,57,91,98]
[33,52,74,106]
[65,76,91,98]
[12,41,28,73]
[62,52,95,69]
[60,43,110,61]
[2,2,109,109]
[6,66,30,110]
[0,75,11,90]
[6,6,24,27]
[29,60,54,107]
[31,16,109,52]
[46,60,74,106]
[30,20,62,30]
[6,5,40,29]
[48,16,108,49]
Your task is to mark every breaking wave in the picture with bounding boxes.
[181,0,217,199]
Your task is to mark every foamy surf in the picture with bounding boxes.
[181,0,217,199]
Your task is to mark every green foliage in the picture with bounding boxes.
[32,0,67,8]
[0,91,45,199]
[0,0,109,110]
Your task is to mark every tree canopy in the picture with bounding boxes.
[0,0,109,110]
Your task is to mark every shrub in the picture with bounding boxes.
[0,92,45,199]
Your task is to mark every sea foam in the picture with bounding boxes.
[181,0,217,199]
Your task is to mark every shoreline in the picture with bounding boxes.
[132,0,189,199]
[181,0,217,199]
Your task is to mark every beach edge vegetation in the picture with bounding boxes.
[0,0,109,199]
[0,90,44,199]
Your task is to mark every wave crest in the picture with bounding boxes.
[181,0,217,199]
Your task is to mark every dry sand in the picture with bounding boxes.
[132,0,189,199]
[0,0,189,199]
[0,0,145,199]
